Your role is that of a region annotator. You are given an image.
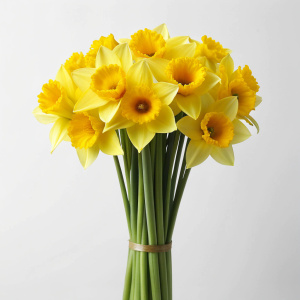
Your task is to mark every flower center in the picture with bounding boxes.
[68,112,104,149]
[129,29,166,59]
[136,101,150,113]
[121,85,161,124]
[166,57,207,96]
[201,112,234,148]
[90,64,126,101]
[38,79,73,119]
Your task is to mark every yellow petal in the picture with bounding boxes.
[98,130,124,155]
[127,124,155,152]
[98,101,120,123]
[49,117,70,153]
[186,139,211,168]
[164,43,196,60]
[153,23,169,40]
[95,46,121,69]
[74,89,108,112]
[177,116,202,140]
[210,145,234,166]
[247,115,260,133]
[146,58,169,82]
[72,68,95,92]
[176,93,201,120]
[127,60,153,87]
[76,144,99,169]
[212,96,238,121]
[166,36,189,48]
[169,100,182,116]
[194,71,220,95]
[113,43,133,72]
[198,93,215,120]
[104,107,134,132]
[255,95,262,107]
[33,106,58,124]
[119,38,131,44]
[220,54,234,78]
[152,82,178,105]
[231,119,251,144]
[56,65,76,101]
[147,105,176,133]
[64,135,71,142]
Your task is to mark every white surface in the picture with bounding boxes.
[0,0,299,299]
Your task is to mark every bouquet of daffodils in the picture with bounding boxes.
[34,24,261,300]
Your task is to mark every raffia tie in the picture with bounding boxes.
[129,241,172,253]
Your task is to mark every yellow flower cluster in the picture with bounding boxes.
[34,24,262,169]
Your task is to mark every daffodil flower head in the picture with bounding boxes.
[64,52,86,75]
[124,24,196,61]
[201,112,234,148]
[68,111,123,169]
[121,85,162,124]
[85,34,119,68]
[38,79,74,119]
[72,44,133,122]
[130,28,166,59]
[68,112,104,149]
[104,60,179,152]
[218,55,261,129]
[90,64,126,100]
[147,56,220,119]
[166,57,207,96]
[34,65,83,153]
[177,95,251,168]
[194,35,230,64]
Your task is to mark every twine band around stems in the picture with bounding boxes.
[129,241,172,253]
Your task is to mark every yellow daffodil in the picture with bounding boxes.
[177,95,251,168]
[33,65,77,152]
[217,54,261,132]
[104,60,179,152]
[85,34,119,68]
[120,24,196,61]
[33,65,123,168]
[72,43,133,123]
[190,35,231,72]
[64,52,86,75]
[68,111,123,169]
[147,56,220,119]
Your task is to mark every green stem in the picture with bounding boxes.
[141,145,161,300]
[163,133,175,192]
[166,156,191,243]
[150,136,157,180]
[120,129,131,195]
[169,134,185,212]
[155,134,168,300]
[164,130,180,237]
[166,251,172,300]
[126,132,132,169]
[123,249,133,300]
[134,251,141,300]
[113,156,131,238]
[137,154,144,243]
[130,148,139,242]
[140,213,149,300]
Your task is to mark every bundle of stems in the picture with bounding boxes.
[113,114,191,300]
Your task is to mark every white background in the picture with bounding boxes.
[0,0,299,299]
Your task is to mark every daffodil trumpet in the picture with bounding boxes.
[33,24,262,300]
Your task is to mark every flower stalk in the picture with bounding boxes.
[116,126,190,300]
